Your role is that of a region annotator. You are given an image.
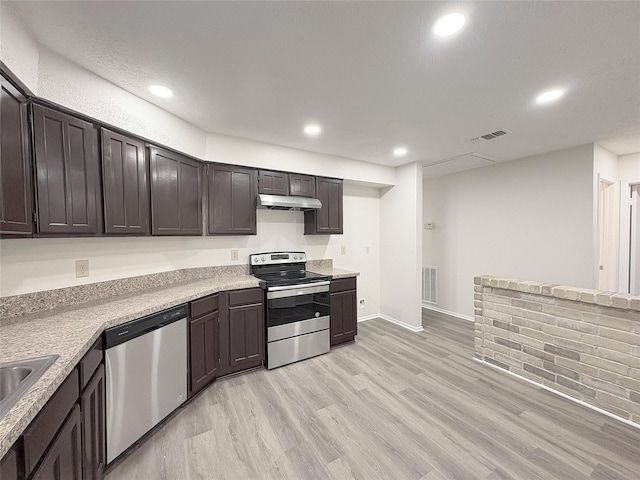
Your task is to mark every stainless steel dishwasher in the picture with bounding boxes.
[104,304,187,464]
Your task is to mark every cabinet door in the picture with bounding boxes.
[0,75,32,235]
[81,365,105,480]
[32,104,101,234]
[24,370,79,477]
[207,164,257,235]
[289,173,315,197]
[149,146,202,235]
[304,177,343,235]
[101,129,149,235]
[32,404,83,480]
[188,310,219,397]
[0,443,20,480]
[330,290,357,346]
[228,303,264,372]
[258,170,288,195]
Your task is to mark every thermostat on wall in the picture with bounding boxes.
[424,223,435,230]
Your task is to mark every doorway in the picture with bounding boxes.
[597,179,617,291]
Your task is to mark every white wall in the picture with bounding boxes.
[205,133,395,187]
[379,162,423,331]
[423,144,595,318]
[0,186,382,319]
[619,153,640,180]
[0,2,40,93]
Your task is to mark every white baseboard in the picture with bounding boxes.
[422,303,474,322]
[378,314,424,333]
[474,358,640,431]
[357,313,424,333]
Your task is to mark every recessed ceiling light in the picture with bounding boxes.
[304,124,322,136]
[535,89,564,104]
[149,85,174,98]
[393,147,408,157]
[433,13,466,37]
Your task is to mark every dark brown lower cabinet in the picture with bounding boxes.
[330,277,357,346]
[0,443,20,480]
[220,288,264,376]
[229,304,263,369]
[15,340,105,480]
[81,365,105,480]
[31,405,82,480]
[188,310,219,397]
[188,293,220,398]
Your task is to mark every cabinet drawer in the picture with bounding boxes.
[79,338,102,391]
[228,288,263,307]
[330,277,356,293]
[191,294,219,318]
[24,369,79,477]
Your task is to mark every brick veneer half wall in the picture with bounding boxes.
[474,276,640,426]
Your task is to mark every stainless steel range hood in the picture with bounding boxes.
[257,194,322,210]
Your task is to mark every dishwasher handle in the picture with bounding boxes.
[104,304,188,349]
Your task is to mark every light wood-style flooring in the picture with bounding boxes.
[105,311,640,479]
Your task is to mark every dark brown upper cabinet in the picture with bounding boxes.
[258,169,288,196]
[207,164,257,235]
[101,129,149,235]
[149,146,202,235]
[0,75,33,235]
[32,104,102,235]
[304,177,343,235]
[289,173,316,197]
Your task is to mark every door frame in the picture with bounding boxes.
[619,178,640,294]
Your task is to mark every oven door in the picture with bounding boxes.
[265,281,330,329]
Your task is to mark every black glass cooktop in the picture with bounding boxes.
[253,270,331,288]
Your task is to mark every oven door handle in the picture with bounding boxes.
[267,281,330,298]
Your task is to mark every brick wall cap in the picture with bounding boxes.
[478,276,640,313]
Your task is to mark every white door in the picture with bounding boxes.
[597,180,617,291]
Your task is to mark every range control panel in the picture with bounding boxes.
[250,251,306,265]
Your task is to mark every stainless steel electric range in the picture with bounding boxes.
[250,252,332,369]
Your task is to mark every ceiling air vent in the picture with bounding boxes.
[471,129,511,143]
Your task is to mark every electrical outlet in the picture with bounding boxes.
[359,299,366,309]
[365,246,371,254]
[231,249,239,261]
[340,245,347,255]
[76,260,89,278]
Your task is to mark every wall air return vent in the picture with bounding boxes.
[422,266,437,304]
[471,129,512,143]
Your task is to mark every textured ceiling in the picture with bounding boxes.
[9,1,640,169]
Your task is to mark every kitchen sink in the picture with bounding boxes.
[0,355,59,419]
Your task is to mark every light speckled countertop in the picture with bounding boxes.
[0,265,358,458]
[308,267,359,279]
